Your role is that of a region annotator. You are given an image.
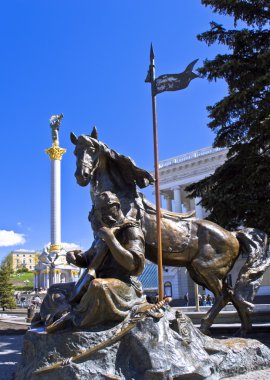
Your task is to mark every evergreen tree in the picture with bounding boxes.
[2,253,14,271]
[0,262,16,310]
[187,0,270,234]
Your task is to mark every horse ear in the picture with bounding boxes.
[90,126,98,140]
[70,132,78,145]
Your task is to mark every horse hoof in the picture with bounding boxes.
[199,326,212,336]
[233,328,251,338]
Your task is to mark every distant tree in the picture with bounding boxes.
[0,263,17,310]
[2,253,14,272]
[186,0,270,234]
[17,267,29,273]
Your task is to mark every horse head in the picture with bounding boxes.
[71,126,155,191]
[70,127,100,186]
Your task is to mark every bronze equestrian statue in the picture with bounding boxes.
[68,127,270,335]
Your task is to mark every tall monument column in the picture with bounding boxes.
[45,114,66,257]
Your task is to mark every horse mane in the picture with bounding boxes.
[104,144,155,188]
[81,134,155,189]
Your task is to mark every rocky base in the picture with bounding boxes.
[16,309,270,380]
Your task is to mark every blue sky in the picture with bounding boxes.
[0,1,233,262]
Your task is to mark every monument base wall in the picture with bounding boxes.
[16,309,270,380]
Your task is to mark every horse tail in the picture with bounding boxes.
[233,228,270,311]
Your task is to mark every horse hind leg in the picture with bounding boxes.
[188,265,231,335]
[200,284,231,335]
[229,294,253,336]
[203,286,252,337]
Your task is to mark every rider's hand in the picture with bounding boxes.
[98,226,120,242]
[66,250,81,265]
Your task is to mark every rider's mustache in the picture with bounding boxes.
[101,215,118,226]
[101,211,126,227]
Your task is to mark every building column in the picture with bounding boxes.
[43,273,46,289]
[51,270,57,284]
[45,272,50,288]
[164,194,173,211]
[160,194,163,209]
[195,197,204,219]
[173,186,182,213]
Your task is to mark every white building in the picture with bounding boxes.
[34,250,80,290]
[10,250,39,272]
[156,146,270,304]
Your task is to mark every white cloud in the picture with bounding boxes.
[61,242,82,252]
[0,230,26,247]
[15,248,36,252]
[44,242,82,252]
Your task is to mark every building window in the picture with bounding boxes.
[164,281,172,297]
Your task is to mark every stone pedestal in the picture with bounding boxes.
[16,310,270,380]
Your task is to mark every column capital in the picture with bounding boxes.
[164,193,172,200]
[49,244,61,252]
[45,144,66,160]
[171,185,181,191]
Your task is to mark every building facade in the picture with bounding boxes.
[159,146,228,215]
[10,250,39,272]
[156,146,270,304]
[139,261,158,301]
[34,251,80,290]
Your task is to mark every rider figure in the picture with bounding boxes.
[39,191,146,331]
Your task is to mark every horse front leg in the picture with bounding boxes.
[189,260,232,335]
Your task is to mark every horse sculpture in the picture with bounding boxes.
[70,127,270,335]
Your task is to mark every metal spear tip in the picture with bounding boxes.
[150,43,155,61]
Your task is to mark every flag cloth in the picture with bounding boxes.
[152,59,199,96]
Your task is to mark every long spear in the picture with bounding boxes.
[145,44,199,302]
[145,45,164,301]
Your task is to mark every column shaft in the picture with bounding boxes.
[174,187,182,213]
[51,159,61,246]
[165,196,172,211]
[195,197,204,219]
